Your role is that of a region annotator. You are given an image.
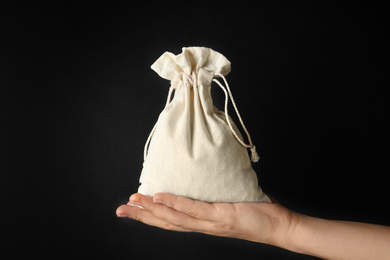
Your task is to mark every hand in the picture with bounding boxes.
[116,193,390,260]
[116,193,295,245]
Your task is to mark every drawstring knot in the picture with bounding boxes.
[250,146,260,163]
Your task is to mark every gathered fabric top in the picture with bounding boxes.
[151,47,231,81]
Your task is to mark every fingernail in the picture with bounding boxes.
[129,200,144,209]
[129,200,141,206]
[117,213,128,217]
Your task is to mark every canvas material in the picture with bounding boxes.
[138,47,270,203]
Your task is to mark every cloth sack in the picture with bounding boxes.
[138,47,270,203]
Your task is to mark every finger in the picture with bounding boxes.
[152,193,217,221]
[116,204,190,232]
[130,193,213,233]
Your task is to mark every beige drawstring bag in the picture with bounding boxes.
[138,47,270,203]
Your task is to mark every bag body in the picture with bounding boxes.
[138,47,270,203]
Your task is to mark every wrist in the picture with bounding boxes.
[273,212,320,257]
[267,207,303,252]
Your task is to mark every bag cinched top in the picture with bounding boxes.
[138,47,270,203]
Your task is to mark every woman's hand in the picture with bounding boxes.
[116,193,296,246]
[116,193,390,260]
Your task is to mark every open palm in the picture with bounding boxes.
[116,193,293,245]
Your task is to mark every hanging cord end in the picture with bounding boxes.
[213,73,260,163]
[250,145,260,163]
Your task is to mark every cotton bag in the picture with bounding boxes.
[138,47,270,203]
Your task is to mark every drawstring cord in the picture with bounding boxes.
[143,73,260,163]
[213,72,260,162]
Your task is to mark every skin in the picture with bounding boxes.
[116,193,390,260]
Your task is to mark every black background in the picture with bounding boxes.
[2,5,389,260]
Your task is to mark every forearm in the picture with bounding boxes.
[280,213,390,260]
